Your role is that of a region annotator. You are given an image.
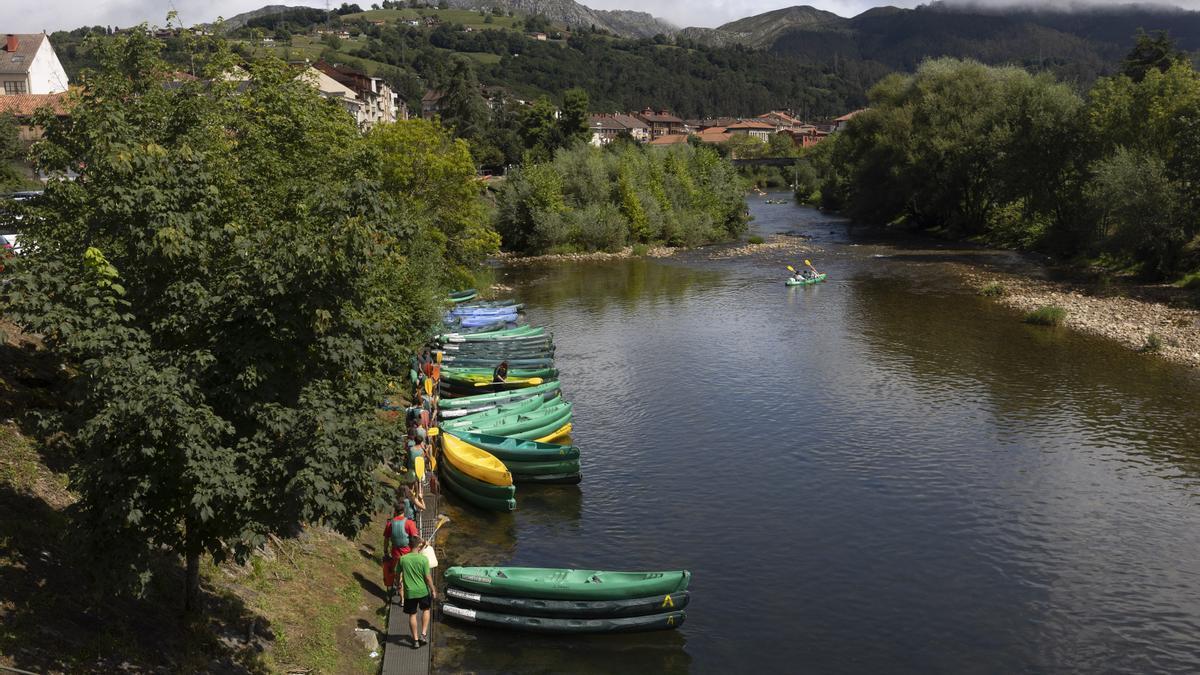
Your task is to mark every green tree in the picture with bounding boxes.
[437,57,489,145]
[518,97,559,163]
[558,88,591,148]
[367,119,499,282]
[0,112,22,190]
[4,29,435,610]
[1121,30,1185,83]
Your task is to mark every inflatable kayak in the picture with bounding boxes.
[445,587,690,618]
[440,462,516,512]
[785,273,827,286]
[444,567,691,600]
[442,430,579,461]
[438,381,562,410]
[442,603,685,633]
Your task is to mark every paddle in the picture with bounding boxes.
[420,514,451,569]
[474,377,543,387]
[804,259,820,275]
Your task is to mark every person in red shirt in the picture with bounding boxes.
[381,500,420,592]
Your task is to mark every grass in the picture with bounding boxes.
[1143,332,1164,353]
[979,282,1005,297]
[344,8,522,29]
[0,322,394,674]
[1024,305,1067,326]
[464,51,502,64]
[747,235,765,245]
[1173,271,1200,290]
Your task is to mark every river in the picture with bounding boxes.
[434,195,1200,673]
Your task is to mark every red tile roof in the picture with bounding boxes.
[648,133,688,145]
[726,120,776,130]
[834,109,867,122]
[0,91,70,116]
[638,109,684,124]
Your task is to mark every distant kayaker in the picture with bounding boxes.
[398,536,437,648]
[493,360,509,383]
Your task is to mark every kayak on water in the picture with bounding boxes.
[444,567,692,600]
[451,402,572,437]
[444,587,690,619]
[442,430,579,461]
[513,472,582,484]
[785,273,827,286]
[442,366,559,380]
[439,396,553,429]
[438,381,562,410]
[437,390,560,419]
[441,603,685,634]
[502,457,581,476]
[440,462,517,512]
[448,289,478,303]
[534,421,572,444]
[441,356,556,369]
[441,434,513,487]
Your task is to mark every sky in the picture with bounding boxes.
[1,0,1197,34]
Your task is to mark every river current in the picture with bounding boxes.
[434,195,1200,673]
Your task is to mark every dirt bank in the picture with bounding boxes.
[957,267,1200,368]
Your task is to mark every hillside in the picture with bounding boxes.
[440,0,675,37]
[684,2,1200,80]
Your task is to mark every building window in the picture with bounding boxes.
[3,81,27,95]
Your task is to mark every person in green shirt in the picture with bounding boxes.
[399,536,436,648]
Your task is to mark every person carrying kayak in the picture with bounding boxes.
[492,360,509,383]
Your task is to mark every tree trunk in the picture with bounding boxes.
[184,517,202,614]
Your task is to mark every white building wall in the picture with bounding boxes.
[27,37,69,94]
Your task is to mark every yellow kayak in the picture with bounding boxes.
[442,433,514,486]
[536,422,572,444]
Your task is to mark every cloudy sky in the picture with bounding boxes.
[1,0,1196,33]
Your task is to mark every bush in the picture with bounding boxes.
[979,282,1005,297]
[1024,305,1067,326]
[1173,271,1200,289]
[748,235,765,244]
[631,243,650,256]
[1143,332,1164,352]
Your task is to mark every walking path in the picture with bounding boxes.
[381,488,441,675]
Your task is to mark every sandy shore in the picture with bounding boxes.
[956,267,1200,368]
[494,234,820,265]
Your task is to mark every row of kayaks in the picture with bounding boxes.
[429,294,582,510]
[442,566,690,633]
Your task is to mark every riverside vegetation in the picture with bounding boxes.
[495,142,748,254]
[803,33,1200,284]
[0,27,499,671]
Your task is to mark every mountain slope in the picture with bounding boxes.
[441,0,676,37]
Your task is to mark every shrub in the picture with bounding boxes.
[979,282,1005,297]
[1143,333,1164,352]
[1173,271,1200,289]
[747,235,765,245]
[631,243,650,256]
[1024,305,1067,326]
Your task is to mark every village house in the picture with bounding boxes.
[694,126,732,145]
[834,109,866,132]
[299,66,364,123]
[0,33,71,142]
[1,33,69,96]
[421,90,443,119]
[648,133,688,146]
[725,119,776,141]
[588,114,624,146]
[756,110,805,132]
[612,113,649,142]
[635,108,685,140]
[315,61,406,127]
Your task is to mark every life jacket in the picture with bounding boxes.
[389,515,410,550]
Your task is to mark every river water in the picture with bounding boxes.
[434,195,1200,673]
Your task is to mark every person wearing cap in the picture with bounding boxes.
[398,535,436,648]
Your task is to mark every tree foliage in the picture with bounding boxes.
[819,40,1200,278]
[1,29,457,607]
[495,143,747,253]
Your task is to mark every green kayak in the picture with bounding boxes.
[438,391,559,419]
[448,289,478,303]
[503,458,581,476]
[438,381,562,410]
[452,402,572,436]
[513,472,582,484]
[440,326,544,341]
[443,366,559,380]
[440,396,553,429]
[463,405,572,439]
[785,273,827,286]
[440,464,516,512]
[444,567,692,600]
[440,458,517,501]
[442,430,579,461]
[442,603,685,633]
[444,587,691,618]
